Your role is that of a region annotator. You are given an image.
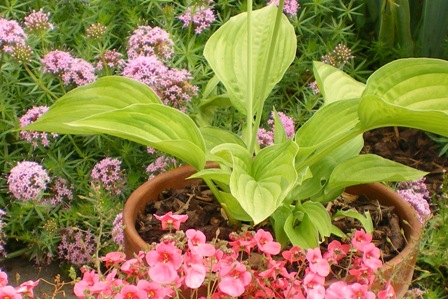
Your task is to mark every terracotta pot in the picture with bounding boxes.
[123,164,422,298]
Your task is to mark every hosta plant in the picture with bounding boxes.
[25,1,448,248]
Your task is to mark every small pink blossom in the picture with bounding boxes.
[146,241,183,284]
[100,251,126,267]
[186,229,215,256]
[183,252,206,288]
[15,280,39,298]
[323,240,350,264]
[154,211,188,231]
[352,229,372,251]
[218,261,252,297]
[116,285,147,299]
[0,286,21,299]
[24,9,54,32]
[306,248,330,277]
[377,282,396,299]
[253,229,281,255]
[178,5,216,34]
[362,242,382,271]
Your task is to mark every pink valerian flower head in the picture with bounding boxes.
[86,23,106,40]
[306,248,330,277]
[24,9,54,32]
[258,111,295,146]
[90,157,127,195]
[41,50,74,74]
[5,43,33,63]
[112,212,124,246]
[61,58,96,86]
[146,241,183,284]
[159,68,198,111]
[154,211,188,231]
[146,155,179,179]
[45,177,73,205]
[352,229,373,251]
[122,55,168,87]
[127,26,174,61]
[308,80,320,94]
[186,229,216,257]
[0,19,27,49]
[178,5,216,34]
[95,49,125,71]
[19,106,58,148]
[267,0,300,17]
[218,261,252,297]
[397,178,431,224]
[321,43,355,68]
[7,161,50,202]
[58,228,96,265]
[253,229,281,255]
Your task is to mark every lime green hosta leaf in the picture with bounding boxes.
[359,58,448,136]
[200,127,245,154]
[66,103,206,170]
[313,61,365,105]
[25,76,161,135]
[230,140,299,224]
[324,154,428,195]
[204,5,296,115]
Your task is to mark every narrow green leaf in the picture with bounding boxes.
[67,103,206,170]
[332,209,374,234]
[313,61,365,105]
[24,76,161,134]
[204,5,296,115]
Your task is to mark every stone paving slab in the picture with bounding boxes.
[1,258,77,298]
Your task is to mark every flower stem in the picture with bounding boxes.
[23,63,58,101]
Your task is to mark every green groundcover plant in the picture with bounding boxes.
[25,1,448,249]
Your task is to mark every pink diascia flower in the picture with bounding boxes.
[7,161,50,202]
[146,241,183,284]
[0,286,21,299]
[186,229,215,257]
[154,211,188,231]
[178,5,216,34]
[19,106,58,148]
[116,285,147,299]
[352,229,373,251]
[218,261,252,297]
[253,229,281,255]
[306,248,330,277]
[127,25,174,61]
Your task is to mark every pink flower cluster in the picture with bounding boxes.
[178,5,216,34]
[146,156,179,179]
[267,0,300,17]
[258,111,295,146]
[123,26,197,111]
[58,227,96,266]
[0,19,27,50]
[90,158,127,195]
[7,161,50,202]
[127,26,174,61]
[19,106,57,148]
[41,50,96,86]
[24,8,54,32]
[397,178,431,224]
[74,212,395,299]
[0,270,39,299]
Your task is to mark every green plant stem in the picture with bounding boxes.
[23,63,58,101]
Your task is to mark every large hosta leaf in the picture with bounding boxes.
[229,140,298,224]
[204,5,296,115]
[63,103,206,170]
[359,58,448,136]
[25,76,161,134]
[313,61,365,105]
